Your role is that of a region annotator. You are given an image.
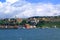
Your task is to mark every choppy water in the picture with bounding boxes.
[0,28,60,40]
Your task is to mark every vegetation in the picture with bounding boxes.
[28,16,60,28]
[0,16,60,28]
[35,21,60,28]
[20,19,27,25]
[36,21,45,28]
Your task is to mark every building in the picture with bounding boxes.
[16,18,22,23]
[24,24,36,29]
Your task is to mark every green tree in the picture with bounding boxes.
[36,21,45,28]
[20,19,27,25]
[0,20,5,25]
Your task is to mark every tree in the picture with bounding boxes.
[0,20,5,25]
[36,21,45,28]
[20,19,27,25]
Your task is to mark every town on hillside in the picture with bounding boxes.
[0,16,60,29]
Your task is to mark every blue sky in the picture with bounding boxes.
[26,0,60,4]
[0,0,6,2]
[0,0,60,18]
[0,0,60,4]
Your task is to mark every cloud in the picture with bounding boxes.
[0,0,60,18]
[6,0,19,4]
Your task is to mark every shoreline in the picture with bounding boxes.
[0,27,58,29]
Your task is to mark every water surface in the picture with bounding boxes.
[0,28,60,40]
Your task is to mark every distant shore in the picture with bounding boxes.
[0,16,60,29]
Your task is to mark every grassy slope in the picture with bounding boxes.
[42,21,60,28]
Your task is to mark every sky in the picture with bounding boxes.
[0,0,6,2]
[0,0,60,18]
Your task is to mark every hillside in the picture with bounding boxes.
[27,16,60,28]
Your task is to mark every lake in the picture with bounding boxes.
[0,28,60,40]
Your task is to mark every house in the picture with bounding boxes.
[16,18,22,23]
[24,24,36,29]
[27,18,39,26]
[24,24,30,29]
